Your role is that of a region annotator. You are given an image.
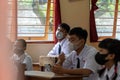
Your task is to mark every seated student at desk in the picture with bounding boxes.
[12,39,33,71]
[52,27,101,80]
[95,38,120,80]
[47,23,73,57]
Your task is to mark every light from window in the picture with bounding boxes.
[17,0,54,42]
[95,0,120,40]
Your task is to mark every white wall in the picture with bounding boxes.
[60,0,90,43]
[26,44,54,62]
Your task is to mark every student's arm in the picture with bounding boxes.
[62,41,74,57]
[56,53,65,65]
[47,43,59,57]
[53,53,74,70]
[83,48,101,73]
[63,68,92,75]
[23,56,33,71]
[53,65,92,75]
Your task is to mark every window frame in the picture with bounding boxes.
[17,0,55,43]
[96,0,119,41]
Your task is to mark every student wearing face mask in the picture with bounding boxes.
[12,39,33,71]
[95,38,120,80]
[47,23,74,57]
[52,27,101,80]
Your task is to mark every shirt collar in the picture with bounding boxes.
[104,65,115,79]
[78,44,87,56]
[59,37,67,46]
[14,52,26,62]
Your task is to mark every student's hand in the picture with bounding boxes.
[55,53,65,65]
[52,64,64,74]
[59,53,65,60]
[57,53,65,64]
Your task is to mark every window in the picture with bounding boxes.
[17,0,54,42]
[95,0,120,40]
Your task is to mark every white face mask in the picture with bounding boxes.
[56,31,63,40]
[72,40,82,50]
[73,45,79,50]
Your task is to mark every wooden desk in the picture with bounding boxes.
[33,63,40,71]
[25,71,84,80]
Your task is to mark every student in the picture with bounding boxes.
[95,38,120,80]
[52,27,101,80]
[12,39,33,71]
[47,23,73,57]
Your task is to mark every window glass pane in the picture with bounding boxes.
[96,18,114,25]
[18,17,45,25]
[18,26,45,37]
[116,26,120,39]
[95,0,115,37]
[17,0,54,41]
[49,17,54,31]
[97,26,113,36]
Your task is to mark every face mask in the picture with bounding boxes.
[72,40,82,50]
[95,52,109,65]
[56,31,63,40]
[73,45,79,50]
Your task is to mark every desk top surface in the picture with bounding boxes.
[25,71,83,79]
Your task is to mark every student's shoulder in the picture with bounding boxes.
[63,38,69,43]
[86,44,96,49]
[85,45,97,52]
[25,53,32,59]
[118,62,120,74]
[68,50,76,56]
[84,45,98,56]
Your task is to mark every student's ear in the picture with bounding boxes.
[24,47,26,50]
[108,54,115,60]
[64,31,68,35]
[80,39,85,44]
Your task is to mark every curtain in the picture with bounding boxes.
[90,0,98,42]
[54,0,61,43]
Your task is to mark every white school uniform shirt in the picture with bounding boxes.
[47,37,74,57]
[12,52,33,71]
[63,45,101,80]
[97,62,120,80]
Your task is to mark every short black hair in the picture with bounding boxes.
[16,39,27,47]
[59,23,70,33]
[69,27,88,42]
[99,38,120,62]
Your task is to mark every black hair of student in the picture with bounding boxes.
[98,38,120,62]
[98,38,120,80]
[69,27,88,42]
[16,39,27,47]
[59,23,70,33]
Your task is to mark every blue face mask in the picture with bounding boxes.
[95,52,109,65]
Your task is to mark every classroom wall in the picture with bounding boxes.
[26,0,98,62]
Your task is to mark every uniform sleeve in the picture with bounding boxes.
[116,72,120,80]
[62,53,73,69]
[47,43,59,57]
[62,41,74,57]
[116,63,120,80]
[23,56,33,71]
[83,48,101,73]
